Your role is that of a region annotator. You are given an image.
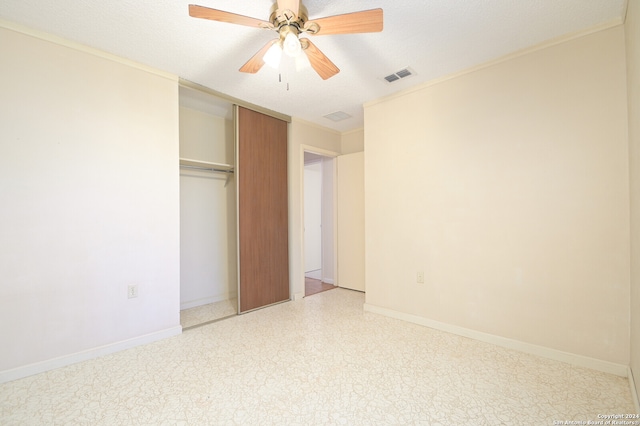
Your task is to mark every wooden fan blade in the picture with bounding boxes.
[304,9,383,35]
[303,39,339,80]
[276,0,299,19]
[189,5,273,29]
[239,39,279,74]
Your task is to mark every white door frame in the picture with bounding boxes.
[299,145,339,296]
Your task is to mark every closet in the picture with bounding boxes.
[179,87,236,327]
[179,84,291,328]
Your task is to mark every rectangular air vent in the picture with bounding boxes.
[323,111,352,122]
[383,67,416,84]
[396,68,413,78]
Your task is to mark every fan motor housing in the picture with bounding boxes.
[269,2,308,29]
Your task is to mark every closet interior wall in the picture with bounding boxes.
[179,87,237,312]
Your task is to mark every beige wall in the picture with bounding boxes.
[0,25,180,377]
[364,26,630,365]
[179,107,234,165]
[626,0,640,403]
[341,128,365,154]
[288,118,341,298]
[337,152,365,291]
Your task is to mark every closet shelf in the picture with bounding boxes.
[179,158,234,173]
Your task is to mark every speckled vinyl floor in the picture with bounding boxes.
[0,288,636,425]
[180,298,237,329]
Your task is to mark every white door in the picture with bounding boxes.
[337,152,365,291]
[304,161,323,276]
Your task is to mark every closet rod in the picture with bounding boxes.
[180,164,234,174]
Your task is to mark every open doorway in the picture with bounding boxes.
[303,151,337,297]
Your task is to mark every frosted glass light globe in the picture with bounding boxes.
[283,32,301,57]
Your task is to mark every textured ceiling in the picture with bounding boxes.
[0,0,627,132]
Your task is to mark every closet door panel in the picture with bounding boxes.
[237,106,289,313]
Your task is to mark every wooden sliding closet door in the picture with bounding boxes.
[237,106,289,313]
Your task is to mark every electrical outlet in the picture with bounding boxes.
[417,271,425,284]
[128,285,138,299]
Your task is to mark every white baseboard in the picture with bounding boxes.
[0,326,182,384]
[180,293,237,310]
[292,292,304,301]
[363,303,629,377]
[630,367,640,414]
[322,278,335,285]
[305,270,322,280]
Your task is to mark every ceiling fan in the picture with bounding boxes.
[188,1,383,80]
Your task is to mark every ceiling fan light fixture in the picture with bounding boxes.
[264,42,283,69]
[283,31,301,57]
[189,2,384,80]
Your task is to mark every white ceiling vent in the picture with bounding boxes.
[323,111,352,122]
[383,67,416,83]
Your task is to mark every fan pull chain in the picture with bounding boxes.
[278,73,290,91]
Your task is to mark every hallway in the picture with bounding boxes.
[305,277,336,297]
